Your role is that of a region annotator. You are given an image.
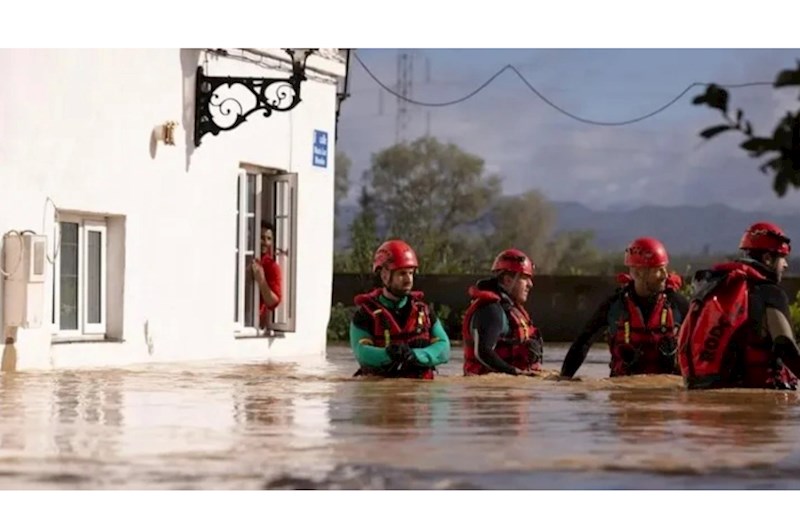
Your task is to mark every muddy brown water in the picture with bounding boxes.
[1,344,798,489]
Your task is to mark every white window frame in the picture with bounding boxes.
[52,214,108,339]
[264,171,298,333]
[233,168,297,336]
[234,169,262,335]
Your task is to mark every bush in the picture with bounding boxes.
[430,303,467,341]
[790,290,800,338]
[327,302,356,342]
[435,303,451,325]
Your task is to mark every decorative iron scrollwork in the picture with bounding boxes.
[194,66,303,147]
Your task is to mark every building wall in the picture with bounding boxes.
[0,49,342,370]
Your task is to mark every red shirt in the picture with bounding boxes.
[258,253,282,326]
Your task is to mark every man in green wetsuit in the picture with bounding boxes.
[349,240,450,379]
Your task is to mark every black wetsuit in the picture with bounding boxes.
[560,285,690,378]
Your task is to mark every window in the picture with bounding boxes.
[52,214,125,341]
[234,168,297,334]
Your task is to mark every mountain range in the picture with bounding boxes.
[334,201,800,255]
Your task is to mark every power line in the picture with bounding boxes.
[352,51,774,127]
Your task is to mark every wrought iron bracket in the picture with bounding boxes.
[194,66,305,147]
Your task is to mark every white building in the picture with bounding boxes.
[0,48,348,371]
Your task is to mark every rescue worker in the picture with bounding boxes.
[560,237,689,378]
[462,248,544,376]
[349,240,450,379]
[678,222,800,390]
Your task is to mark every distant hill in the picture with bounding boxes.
[335,201,800,255]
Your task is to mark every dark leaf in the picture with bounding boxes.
[774,67,800,88]
[760,156,783,174]
[741,137,776,157]
[773,171,789,197]
[790,167,800,187]
[691,94,707,105]
[736,109,743,125]
[744,121,753,136]
[773,114,794,148]
[705,84,729,113]
[700,124,733,139]
[791,114,800,148]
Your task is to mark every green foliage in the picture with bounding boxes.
[484,190,555,264]
[540,230,610,275]
[334,151,352,244]
[327,302,356,342]
[432,303,461,341]
[334,135,776,278]
[335,136,599,275]
[693,61,800,197]
[431,303,468,342]
[678,278,694,301]
[789,290,800,338]
[365,136,502,273]
[334,151,352,208]
[434,303,451,325]
[336,186,379,274]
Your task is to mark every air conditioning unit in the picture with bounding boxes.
[3,232,47,329]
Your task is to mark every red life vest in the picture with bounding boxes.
[352,288,435,380]
[677,262,796,389]
[461,285,542,376]
[607,276,682,376]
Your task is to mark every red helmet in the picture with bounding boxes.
[372,240,418,273]
[491,248,534,278]
[739,222,791,256]
[624,237,669,268]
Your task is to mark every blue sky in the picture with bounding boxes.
[336,49,800,213]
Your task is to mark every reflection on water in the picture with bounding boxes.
[1,345,800,489]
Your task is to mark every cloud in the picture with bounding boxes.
[337,49,800,212]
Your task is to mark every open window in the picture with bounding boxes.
[234,167,298,335]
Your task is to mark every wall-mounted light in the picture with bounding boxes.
[285,48,316,82]
[194,48,317,147]
[153,121,178,146]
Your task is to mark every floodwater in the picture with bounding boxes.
[1,344,800,489]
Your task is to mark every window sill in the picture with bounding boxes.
[234,329,286,340]
[52,336,125,345]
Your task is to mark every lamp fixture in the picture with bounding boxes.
[194,48,317,147]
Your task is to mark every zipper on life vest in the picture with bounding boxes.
[512,307,529,339]
[624,321,631,344]
[373,307,390,347]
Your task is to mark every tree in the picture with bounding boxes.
[333,151,352,244]
[485,190,556,268]
[343,186,380,274]
[334,150,351,210]
[693,61,800,197]
[364,136,501,272]
[539,230,606,275]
